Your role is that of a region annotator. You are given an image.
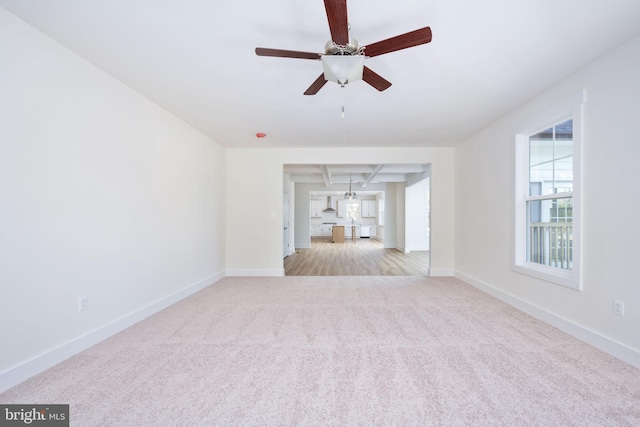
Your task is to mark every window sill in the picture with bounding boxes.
[513,262,581,290]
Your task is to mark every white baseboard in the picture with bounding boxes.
[455,271,640,369]
[226,268,285,277]
[429,269,454,277]
[406,245,430,251]
[0,272,225,394]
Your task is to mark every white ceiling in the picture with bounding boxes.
[2,0,640,148]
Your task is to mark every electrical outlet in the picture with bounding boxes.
[613,299,625,316]
[77,296,88,312]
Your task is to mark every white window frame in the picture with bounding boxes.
[513,90,585,290]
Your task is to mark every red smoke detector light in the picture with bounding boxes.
[256,132,267,138]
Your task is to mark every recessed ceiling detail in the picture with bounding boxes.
[284,164,428,187]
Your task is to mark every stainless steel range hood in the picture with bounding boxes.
[322,196,336,212]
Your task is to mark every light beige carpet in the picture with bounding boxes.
[1,276,639,426]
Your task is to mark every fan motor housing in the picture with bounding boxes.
[324,37,362,55]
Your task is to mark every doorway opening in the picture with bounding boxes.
[283,164,431,276]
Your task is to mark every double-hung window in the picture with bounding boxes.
[514,91,585,289]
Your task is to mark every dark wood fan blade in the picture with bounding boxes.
[364,27,432,57]
[304,74,328,95]
[324,0,349,45]
[255,47,321,60]
[362,66,392,92]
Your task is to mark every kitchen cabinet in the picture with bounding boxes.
[332,226,344,243]
[337,200,346,218]
[310,199,323,217]
[361,200,376,218]
[329,196,339,211]
[310,224,333,236]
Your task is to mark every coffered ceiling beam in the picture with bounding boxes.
[319,164,332,188]
[361,164,384,188]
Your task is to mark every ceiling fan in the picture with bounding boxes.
[255,0,432,95]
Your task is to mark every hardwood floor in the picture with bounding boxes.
[284,237,430,276]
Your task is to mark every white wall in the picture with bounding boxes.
[283,173,295,257]
[0,9,226,390]
[394,183,407,252]
[382,183,398,248]
[454,33,640,366]
[375,193,384,241]
[226,148,455,276]
[406,178,430,251]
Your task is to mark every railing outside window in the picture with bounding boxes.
[528,222,573,270]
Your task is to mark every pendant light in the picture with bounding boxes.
[344,173,357,200]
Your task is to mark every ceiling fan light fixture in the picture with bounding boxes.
[321,55,364,86]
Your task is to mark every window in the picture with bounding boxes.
[346,201,360,221]
[514,91,584,289]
